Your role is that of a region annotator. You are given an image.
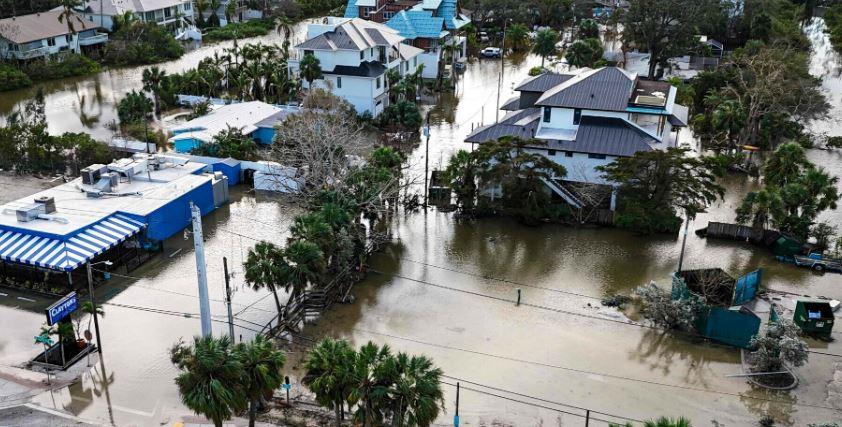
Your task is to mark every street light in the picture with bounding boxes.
[86,260,112,354]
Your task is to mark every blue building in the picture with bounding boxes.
[169,101,297,153]
[0,155,228,289]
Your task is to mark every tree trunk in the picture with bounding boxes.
[270,285,283,318]
[541,55,545,67]
[334,401,342,427]
[249,399,257,427]
[648,57,657,80]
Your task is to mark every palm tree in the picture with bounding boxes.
[578,18,599,39]
[195,0,208,27]
[235,336,286,427]
[243,241,285,317]
[142,66,167,114]
[170,336,247,427]
[349,341,393,427]
[505,23,530,52]
[57,0,84,34]
[224,0,237,24]
[532,28,558,67]
[736,187,784,230]
[388,353,444,426]
[80,301,104,338]
[208,0,222,27]
[711,99,746,149]
[279,239,326,297]
[276,16,294,40]
[299,53,323,88]
[290,213,335,256]
[565,39,597,68]
[302,337,357,427]
[763,142,809,187]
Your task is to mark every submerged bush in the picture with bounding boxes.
[0,63,32,91]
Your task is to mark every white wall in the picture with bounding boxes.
[311,75,385,116]
[418,51,440,78]
[527,148,617,185]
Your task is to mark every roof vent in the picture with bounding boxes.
[34,196,56,214]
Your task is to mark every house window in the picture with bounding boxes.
[164,7,172,18]
[573,108,582,125]
[360,50,365,60]
[304,50,313,56]
[184,2,191,10]
[542,107,551,123]
[65,34,72,43]
[337,76,342,89]
[376,76,381,89]
[47,38,56,47]
[405,62,409,72]
[413,57,417,67]
[565,152,573,157]
[363,6,373,16]
[588,153,607,159]
[384,11,395,19]
[548,149,556,156]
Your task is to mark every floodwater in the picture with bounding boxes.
[0,18,841,427]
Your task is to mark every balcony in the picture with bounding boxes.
[79,33,108,46]
[6,47,50,60]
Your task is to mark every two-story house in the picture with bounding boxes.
[466,67,689,205]
[288,17,423,117]
[78,0,194,32]
[344,0,469,78]
[0,11,108,60]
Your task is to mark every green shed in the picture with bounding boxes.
[793,299,835,338]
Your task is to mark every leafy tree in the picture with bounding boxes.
[235,336,286,427]
[0,64,32,91]
[244,241,286,316]
[749,319,808,372]
[142,66,167,114]
[349,341,393,426]
[710,99,746,149]
[597,148,724,233]
[117,90,153,124]
[385,353,444,426]
[736,188,784,231]
[302,337,357,426]
[635,282,703,331]
[443,149,478,212]
[505,23,530,52]
[810,222,836,253]
[763,142,809,187]
[622,0,716,78]
[565,38,603,68]
[532,28,558,67]
[105,21,184,65]
[224,0,237,23]
[377,100,423,132]
[299,53,323,87]
[170,336,247,427]
[577,18,599,39]
[191,126,259,160]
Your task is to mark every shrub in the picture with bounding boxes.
[634,282,703,331]
[204,19,275,41]
[0,63,32,91]
[20,53,100,81]
[104,22,184,65]
[377,100,422,132]
[749,319,808,372]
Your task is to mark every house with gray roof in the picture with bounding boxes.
[289,17,423,117]
[466,67,689,191]
[0,10,107,60]
[77,0,195,32]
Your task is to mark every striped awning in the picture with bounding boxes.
[0,214,145,272]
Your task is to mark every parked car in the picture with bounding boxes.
[478,32,489,42]
[481,47,502,58]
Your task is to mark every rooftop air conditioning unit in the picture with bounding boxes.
[16,203,46,222]
[33,196,56,213]
[635,95,666,107]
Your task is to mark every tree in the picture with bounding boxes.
[710,99,746,149]
[532,28,558,67]
[810,222,836,253]
[142,66,167,114]
[117,90,152,124]
[57,0,84,34]
[349,341,393,426]
[207,0,222,27]
[736,187,784,230]
[303,337,357,426]
[170,336,247,427]
[505,23,530,52]
[565,38,603,68]
[635,282,703,331]
[235,336,286,427]
[279,239,326,299]
[243,241,286,317]
[443,149,478,212]
[224,0,237,23]
[386,353,444,426]
[749,319,808,373]
[578,18,599,39]
[597,148,724,233]
[191,126,259,160]
[763,142,809,187]
[299,53,323,87]
[377,100,422,132]
[622,0,713,78]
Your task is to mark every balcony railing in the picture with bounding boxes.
[6,47,50,59]
[79,33,108,46]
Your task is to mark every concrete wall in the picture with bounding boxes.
[526,148,617,185]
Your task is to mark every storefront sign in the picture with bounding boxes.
[45,292,77,325]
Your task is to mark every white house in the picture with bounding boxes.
[78,0,194,32]
[0,11,107,60]
[466,67,688,205]
[288,17,424,117]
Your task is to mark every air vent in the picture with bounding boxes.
[635,95,666,107]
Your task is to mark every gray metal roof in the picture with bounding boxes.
[297,18,403,51]
[535,67,635,111]
[500,96,521,111]
[514,73,574,93]
[669,104,689,127]
[323,61,387,78]
[465,109,541,143]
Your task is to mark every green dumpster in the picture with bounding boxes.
[793,299,835,338]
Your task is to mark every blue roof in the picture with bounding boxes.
[0,214,145,271]
[385,10,444,40]
[437,0,468,30]
[344,0,358,18]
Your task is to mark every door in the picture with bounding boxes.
[733,269,762,305]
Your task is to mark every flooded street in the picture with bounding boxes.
[0,17,841,427]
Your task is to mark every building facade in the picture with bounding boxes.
[0,11,107,60]
[344,0,468,78]
[288,17,423,117]
[78,0,194,32]
[466,67,688,195]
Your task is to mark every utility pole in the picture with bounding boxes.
[676,211,691,273]
[453,382,460,426]
[223,257,235,340]
[496,18,507,123]
[423,112,431,209]
[190,202,212,337]
[86,262,104,354]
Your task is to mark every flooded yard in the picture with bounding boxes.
[0,16,841,427]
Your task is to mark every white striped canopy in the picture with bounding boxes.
[0,214,146,272]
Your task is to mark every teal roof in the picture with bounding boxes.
[385,10,444,40]
[438,0,467,30]
[344,0,358,18]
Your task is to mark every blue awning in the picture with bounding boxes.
[0,214,145,272]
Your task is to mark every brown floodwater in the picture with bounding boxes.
[0,17,841,427]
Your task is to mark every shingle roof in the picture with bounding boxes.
[323,61,387,77]
[0,11,99,44]
[297,18,403,51]
[385,10,445,40]
[344,0,359,18]
[515,72,575,92]
[535,67,636,111]
[82,0,185,15]
[438,0,468,30]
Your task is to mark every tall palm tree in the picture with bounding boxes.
[349,341,393,427]
[302,337,357,427]
[243,241,285,317]
[763,142,809,187]
[388,353,444,426]
[299,53,323,88]
[276,15,294,40]
[142,66,167,114]
[290,213,335,257]
[208,0,222,27]
[532,28,558,67]
[505,23,530,52]
[711,99,746,149]
[224,0,237,24]
[195,0,208,27]
[57,0,84,34]
[235,336,286,427]
[279,239,326,297]
[170,335,247,427]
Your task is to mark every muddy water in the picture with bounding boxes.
[1,19,841,427]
